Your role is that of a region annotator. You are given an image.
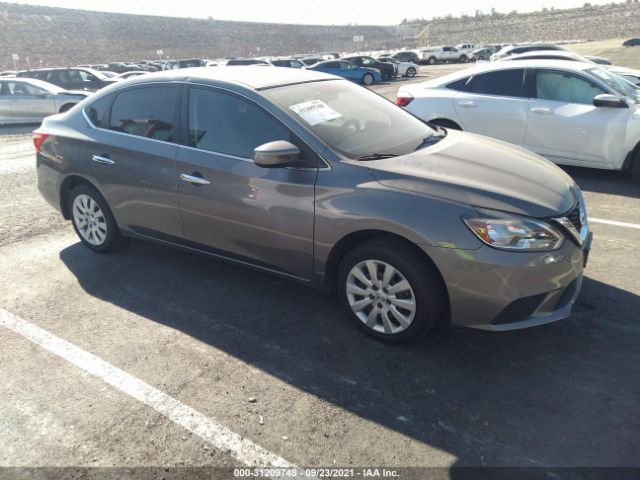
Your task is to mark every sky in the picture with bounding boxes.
[5,0,615,25]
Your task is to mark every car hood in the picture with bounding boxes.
[366,130,577,218]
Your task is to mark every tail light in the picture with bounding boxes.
[396,96,414,107]
[33,130,49,153]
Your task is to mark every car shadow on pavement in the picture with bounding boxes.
[59,240,640,467]
[562,165,640,199]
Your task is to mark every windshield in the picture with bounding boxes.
[589,67,640,102]
[263,80,437,159]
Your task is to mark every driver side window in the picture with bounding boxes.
[535,70,606,105]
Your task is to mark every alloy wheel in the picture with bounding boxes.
[345,260,416,335]
[72,194,107,246]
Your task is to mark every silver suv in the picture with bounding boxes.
[34,67,591,342]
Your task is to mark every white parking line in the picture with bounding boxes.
[590,218,640,230]
[0,307,302,472]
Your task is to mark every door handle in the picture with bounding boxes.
[91,154,115,165]
[180,173,210,186]
[457,101,476,108]
[531,107,552,115]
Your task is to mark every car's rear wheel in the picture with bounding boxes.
[59,103,76,113]
[69,184,126,253]
[406,67,417,77]
[428,118,462,131]
[631,149,640,184]
[362,73,374,85]
[337,239,445,343]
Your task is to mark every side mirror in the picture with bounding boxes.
[253,140,301,168]
[593,94,628,108]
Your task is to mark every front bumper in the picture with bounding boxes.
[421,232,590,331]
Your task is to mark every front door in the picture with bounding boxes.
[176,87,317,280]
[524,69,629,167]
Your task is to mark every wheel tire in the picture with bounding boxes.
[337,238,445,343]
[59,103,76,113]
[428,57,437,65]
[68,184,127,253]
[406,67,417,78]
[631,150,640,185]
[459,55,468,63]
[428,118,462,131]
[477,55,485,61]
[362,73,374,85]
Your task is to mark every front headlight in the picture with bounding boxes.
[463,215,564,252]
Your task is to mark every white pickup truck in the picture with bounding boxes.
[418,46,469,65]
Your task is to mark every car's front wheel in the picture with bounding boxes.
[406,67,417,77]
[362,73,375,85]
[337,239,445,343]
[69,184,127,253]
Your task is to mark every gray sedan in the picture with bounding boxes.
[34,67,591,342]
[0,78,88,124]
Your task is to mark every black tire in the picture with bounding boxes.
[68,184,127,253]
[428,118,462,131]
[477,55,485,61]
[362,73,374,85]
[459,55,468,63]
[59,103,76,113]
[428,56,437,65]
[631,150,640,185]
[337,238,446,343]
[406,67,417,78]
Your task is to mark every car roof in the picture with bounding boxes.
[116,66,339,90]
[0,76,62,91]
[502,51,586,61]
[424,59,597,86]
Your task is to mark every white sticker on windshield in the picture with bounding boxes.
[289,100,342,126]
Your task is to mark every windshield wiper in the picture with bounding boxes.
[355,153,400,160]
[414,129,448,151]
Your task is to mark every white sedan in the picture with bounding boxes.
[397,60,640,181]
[0,77,89,124]
[377,57,418,77]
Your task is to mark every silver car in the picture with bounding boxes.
[35,67,591,342]
[0,78,88,124]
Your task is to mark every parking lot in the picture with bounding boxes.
[1,64,639,477]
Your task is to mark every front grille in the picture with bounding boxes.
[491,293,547,325]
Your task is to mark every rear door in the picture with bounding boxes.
[452,68,529,145]
[83,84,182,238]
[524,68,630,167]
[175,86,317,280]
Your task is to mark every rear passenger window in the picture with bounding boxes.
[109,86,178,142]
[468,69,525,97]
[187,88,290,158]
[84,94,113,128]
[446,77,470,91]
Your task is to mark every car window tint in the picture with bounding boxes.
[535,70,605,104]
[187,88,290,158]
[468,69,525,97]
[84,93,113,128]
[109,86,178,142]
[446,77,470,91]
